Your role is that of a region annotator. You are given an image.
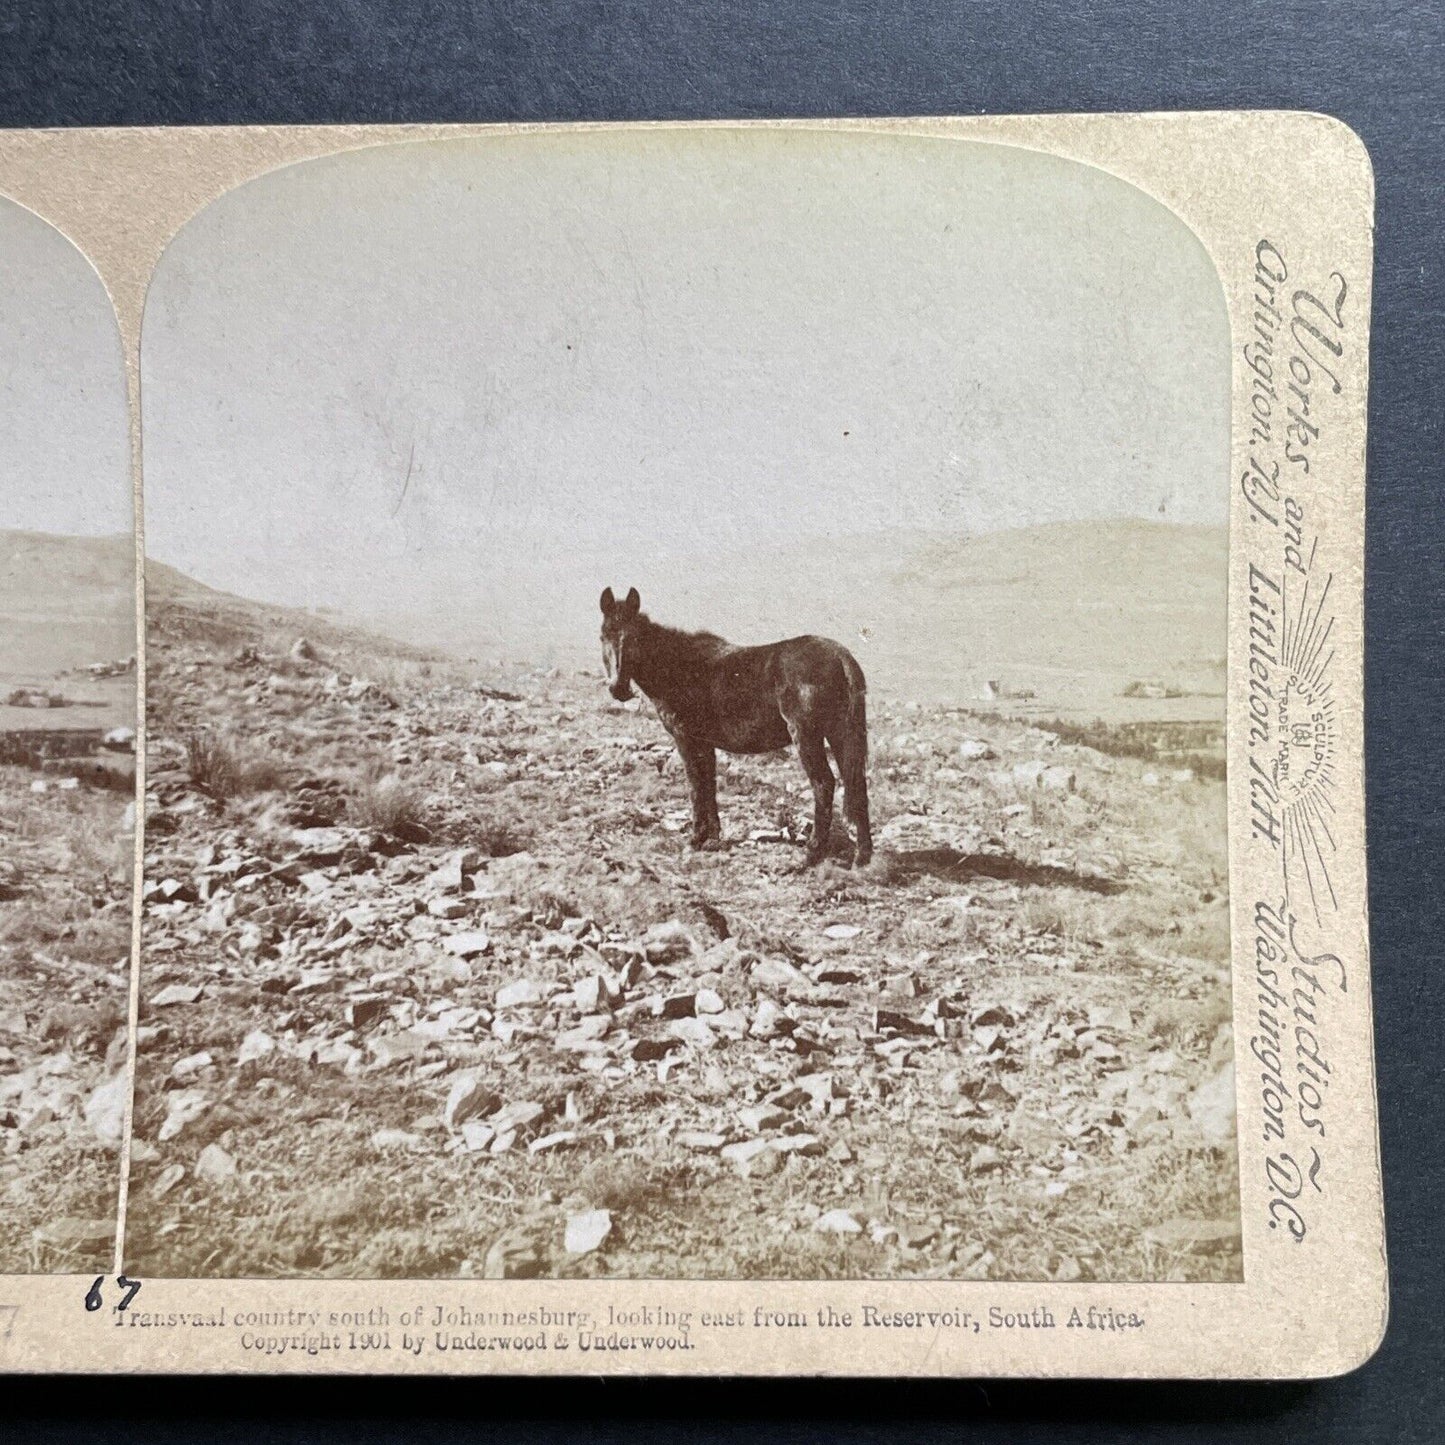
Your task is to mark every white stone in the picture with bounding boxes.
[564,1209,612,1255]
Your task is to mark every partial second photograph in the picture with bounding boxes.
[129,130,1238,1281]
[0,197,135,1271]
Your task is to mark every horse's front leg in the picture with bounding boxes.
[657,707,720,851]
[678,738,721,849]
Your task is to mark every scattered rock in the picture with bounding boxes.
[346,997,389,1030]
[875,1007,934,1038]
[564,1209,612,1255]
[236,1030,276,1065]
[157,1088,210,1142]
[428,850,478,894]
[794,1073,836,1110]
[128,1138,160,1165]
[676,1131,726,1152]
[32,1218,114,1262]
[973,1025,1006,1053]
[771,1133,823,1156]
[644,921,695,963]
[150,984,204,1008]
[694,988,725,1015]
[194,1142,238,1182]
[738,1103,786,1134]
[971,1004,1016,1028]
[484,1226,547,1279]
[366,1031,431,1068]
[83,1074,128,1147]
[371,1128,425,1152]
[1051,1254,1083,1281]
[749,1000,793,1038]
[970,1145,1004,1173]
[1186,1064,1237,1145]
[1143,1218,1242,1256]
[750,957,816,1001]
[572,975,611,1013]
[631,1038,679,1063]
[151,1163,186,1197]
[668,1018,716,1049]
[130,619,1232,1282]
[489,1100,546,1135]
[444,1073,499,1132]
[528,1131,577,1154]
[720,1138,772,1168]
[443,930,492,959]
[495,978,543,1009]
[813,1209,863,1235]
[460,1122,496,1153]
[1087,1004,1133,1034]
[660,992,697,1020]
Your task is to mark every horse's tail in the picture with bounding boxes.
[839,648,868,758]
[834,647,873,862]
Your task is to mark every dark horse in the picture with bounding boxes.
[599,587,872,867]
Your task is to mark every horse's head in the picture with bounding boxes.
[599,586,642,701]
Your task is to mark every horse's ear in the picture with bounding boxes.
[600,587,616,615]
[623,587,641,617]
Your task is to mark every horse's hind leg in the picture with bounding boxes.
[784,711,836,866]
[829,726,873,867]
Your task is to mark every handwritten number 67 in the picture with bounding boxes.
[85,1277,142,1312]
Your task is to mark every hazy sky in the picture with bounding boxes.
[143,129,1229,638]
[0,197,131,536]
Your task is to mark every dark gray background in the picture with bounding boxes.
[1,1,1440,1439]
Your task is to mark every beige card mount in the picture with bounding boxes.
[0,113,1382,1377]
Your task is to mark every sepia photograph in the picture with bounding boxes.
[0,196,136,1271]
[127,129,1241,1283]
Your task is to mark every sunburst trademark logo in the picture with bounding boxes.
[1277,565,1339,920]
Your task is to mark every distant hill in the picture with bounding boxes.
[0,531,136,675]
[146,556,444,665]
[151,519,1226,720]
[392,519,1226,717]
[862,520,1227,714]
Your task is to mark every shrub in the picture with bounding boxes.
[348,770,432,842]
[184,731,287,799]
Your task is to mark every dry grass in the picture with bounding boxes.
[184,730,288,799]
[347,768,432,841]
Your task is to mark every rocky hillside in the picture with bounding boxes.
[126,575,1240,1282]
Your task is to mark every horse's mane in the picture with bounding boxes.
[634,612,732,671]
